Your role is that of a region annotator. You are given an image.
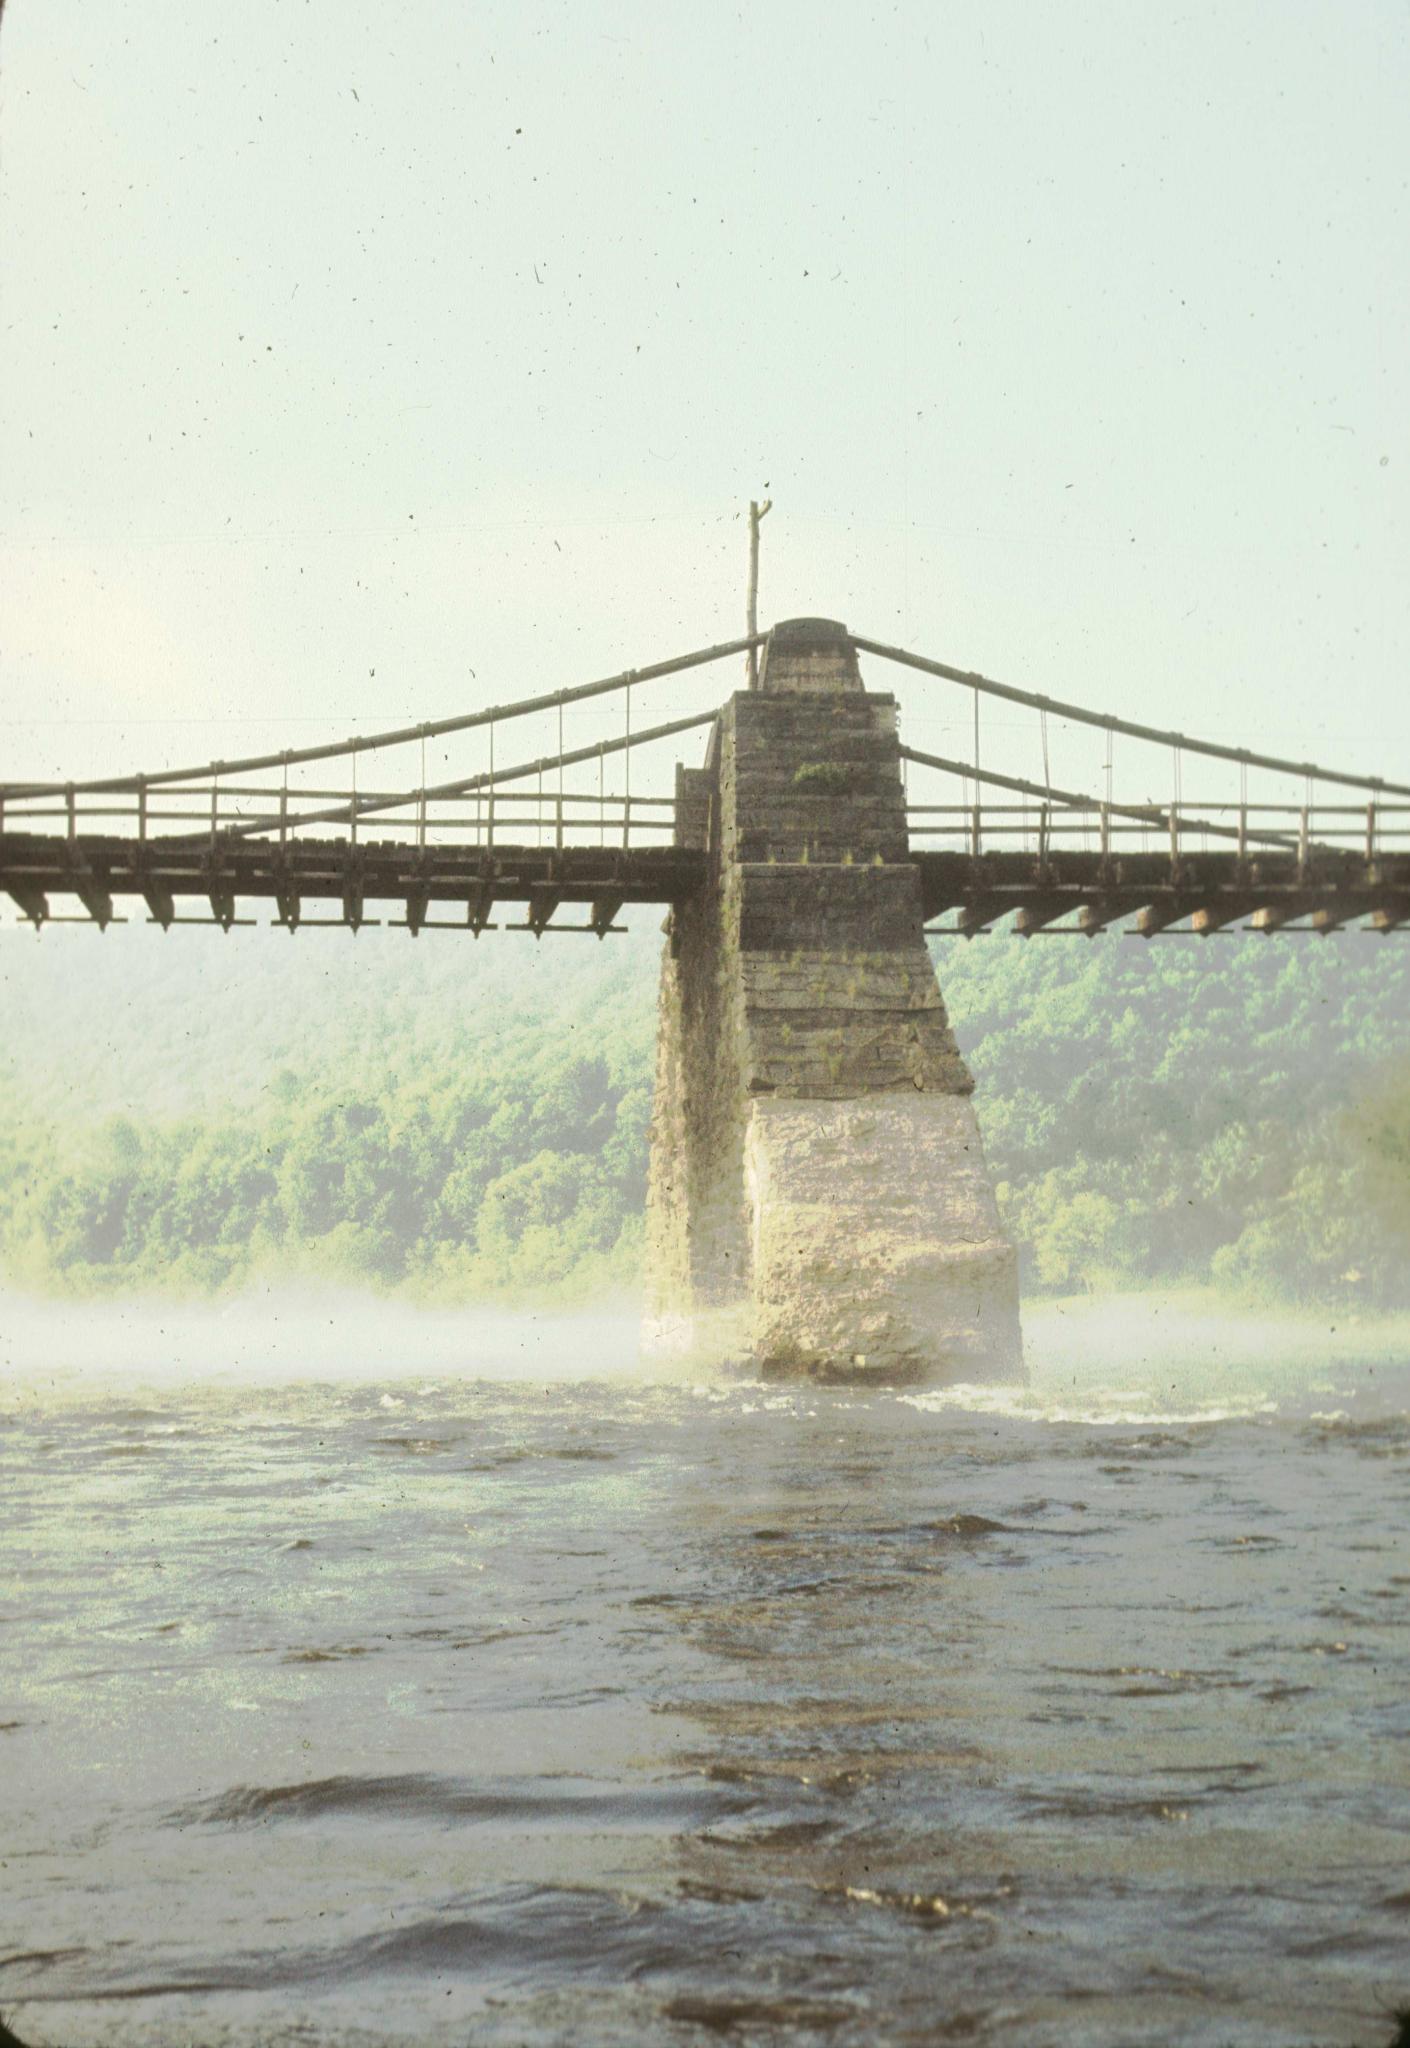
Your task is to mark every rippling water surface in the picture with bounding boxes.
[3,1323,1408,2046]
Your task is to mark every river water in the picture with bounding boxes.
[3,1312,1408,2048]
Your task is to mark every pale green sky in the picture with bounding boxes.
[2,0,1406,794]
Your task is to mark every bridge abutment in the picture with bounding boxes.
[644,618,1023,1384]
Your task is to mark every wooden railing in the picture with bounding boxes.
[0,781,682,852]
[902,799,1410,864]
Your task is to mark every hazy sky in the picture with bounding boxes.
[2,0,1406,792]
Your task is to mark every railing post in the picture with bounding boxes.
[65,782,76,840]
[556,789,564,852]
[1237,802,1247,861]
[1099,801,1110,862]
[137,778,148,844]
[1037,802,1049,866]
[1298,805,1309,877]
[1169,803,1179,869]
[209,778,218,849]
[279,779,288,847]
[969,802,981,859]
[1366,801,1377,866]
[624,682,632,849]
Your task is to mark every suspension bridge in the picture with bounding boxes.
[3,614,1405,1386]
[2,620,1406,940]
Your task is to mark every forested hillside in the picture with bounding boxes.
[1,923,1407,1306]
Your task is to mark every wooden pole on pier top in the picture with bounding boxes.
[746,497,772,689]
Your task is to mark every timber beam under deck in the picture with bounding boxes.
[0,833,709,933]
[914,849,1410,936]
[3,832,1409,936]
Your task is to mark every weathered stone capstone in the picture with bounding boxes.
[643,617,1023,1383]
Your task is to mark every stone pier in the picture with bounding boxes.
[643,617,1023,1384]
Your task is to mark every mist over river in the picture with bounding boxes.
[2,1305,1408,2048]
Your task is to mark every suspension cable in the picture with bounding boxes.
[0,634,763,801]
[168,709,720,846]
[899,743,1301,853]
[854,634,1410,798]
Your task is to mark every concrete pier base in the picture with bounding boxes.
[643,617,1023,1385]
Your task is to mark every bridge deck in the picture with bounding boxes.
[0,833,706,935]
[917,849,1410,936]
[2,831,1406,936]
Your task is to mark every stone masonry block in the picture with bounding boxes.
[644,625,1023,1384]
